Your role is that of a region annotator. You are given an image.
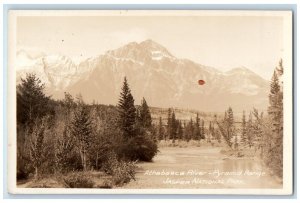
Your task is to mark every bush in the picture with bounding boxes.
[103,152,136,186]
[63,172,94,188]
[120,134,158,162]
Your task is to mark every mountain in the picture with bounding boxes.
[16,39,269,112]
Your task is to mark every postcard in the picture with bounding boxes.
[7,10,293,195]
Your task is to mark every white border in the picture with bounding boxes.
[7,10,293,195]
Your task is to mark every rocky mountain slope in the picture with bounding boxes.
[16,39,269,112]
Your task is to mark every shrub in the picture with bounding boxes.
[63,172,94,188]
[103,152,136,186]
[120,134,158,162]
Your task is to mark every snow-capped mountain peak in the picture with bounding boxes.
[16,40,269,111]
[105,39,174,62]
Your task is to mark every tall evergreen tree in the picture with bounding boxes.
[226,107,235,145]
[246,112,254,148]
[183,121,188,142]
[241,111,247,146]
[208,121,214,142]
[216,107,235,148]
[177,120,183,140]
[117,77,136,138]
[157,117,164,141]
[194,113,201,140]
[171,111,177,143]
[17,74,54,179]
[17,73,52,128]
[187,118,194,142]
[201,119,205,139]
[166,108,172,140]
[267,60,284,177]
[253,108,264,154]
[139,97,152,129]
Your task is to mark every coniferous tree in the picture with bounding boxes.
[171,111,177,143]
[208,121,214,142]
[216,108,235,148]
[167,108,172,140]
[246,112,254,148]
[241,111,247,146]
[139,97,152,129]
[117,77,136,138]
[194,113,201,140]
[17,74,54,179]
[187,118,194,142]
[17,73,52,128]
[267,60,284,177]
[253,108,264,154]
[177,121,183,140]
[183,121,188,142]
[157,117,164,141]
[201,119,205,140]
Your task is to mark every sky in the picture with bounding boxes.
[17,15,285,79]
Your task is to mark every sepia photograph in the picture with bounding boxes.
[7,10,293,194]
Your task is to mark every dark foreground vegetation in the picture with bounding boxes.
[17,76,157,187]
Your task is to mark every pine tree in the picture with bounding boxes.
[183,121,188,142]
[157,117,164,141]
[70,100,93,171]
[246,112,254,148]
[139,97,152,129]
[177,121,183,140]
[167,108,172,140]
[267,60,284,177]
[187,118,194,142]
[226,107,235,145]
[201,119,205,139]
[253,108,264,154]
[216,107,235,148]
[117,77,136,138]
[241,111,247,146]
[171,111,177,143]
[17,74,54,179]
[17,73,52,128]
[208,121,214,142]
[194,113,201,140]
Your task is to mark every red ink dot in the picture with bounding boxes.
[198,80,205,85]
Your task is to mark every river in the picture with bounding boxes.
[122,146,282,189]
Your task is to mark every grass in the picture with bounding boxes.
[18,171,114,188]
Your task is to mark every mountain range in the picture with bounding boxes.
[16,39,270,112]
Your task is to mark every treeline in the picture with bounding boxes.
[155,108,225,145]
[156,110,207,142]
[17,75,157,186]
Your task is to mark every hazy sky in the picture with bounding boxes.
[17,15,284,79]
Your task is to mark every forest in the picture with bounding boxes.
[16,60,284,188]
